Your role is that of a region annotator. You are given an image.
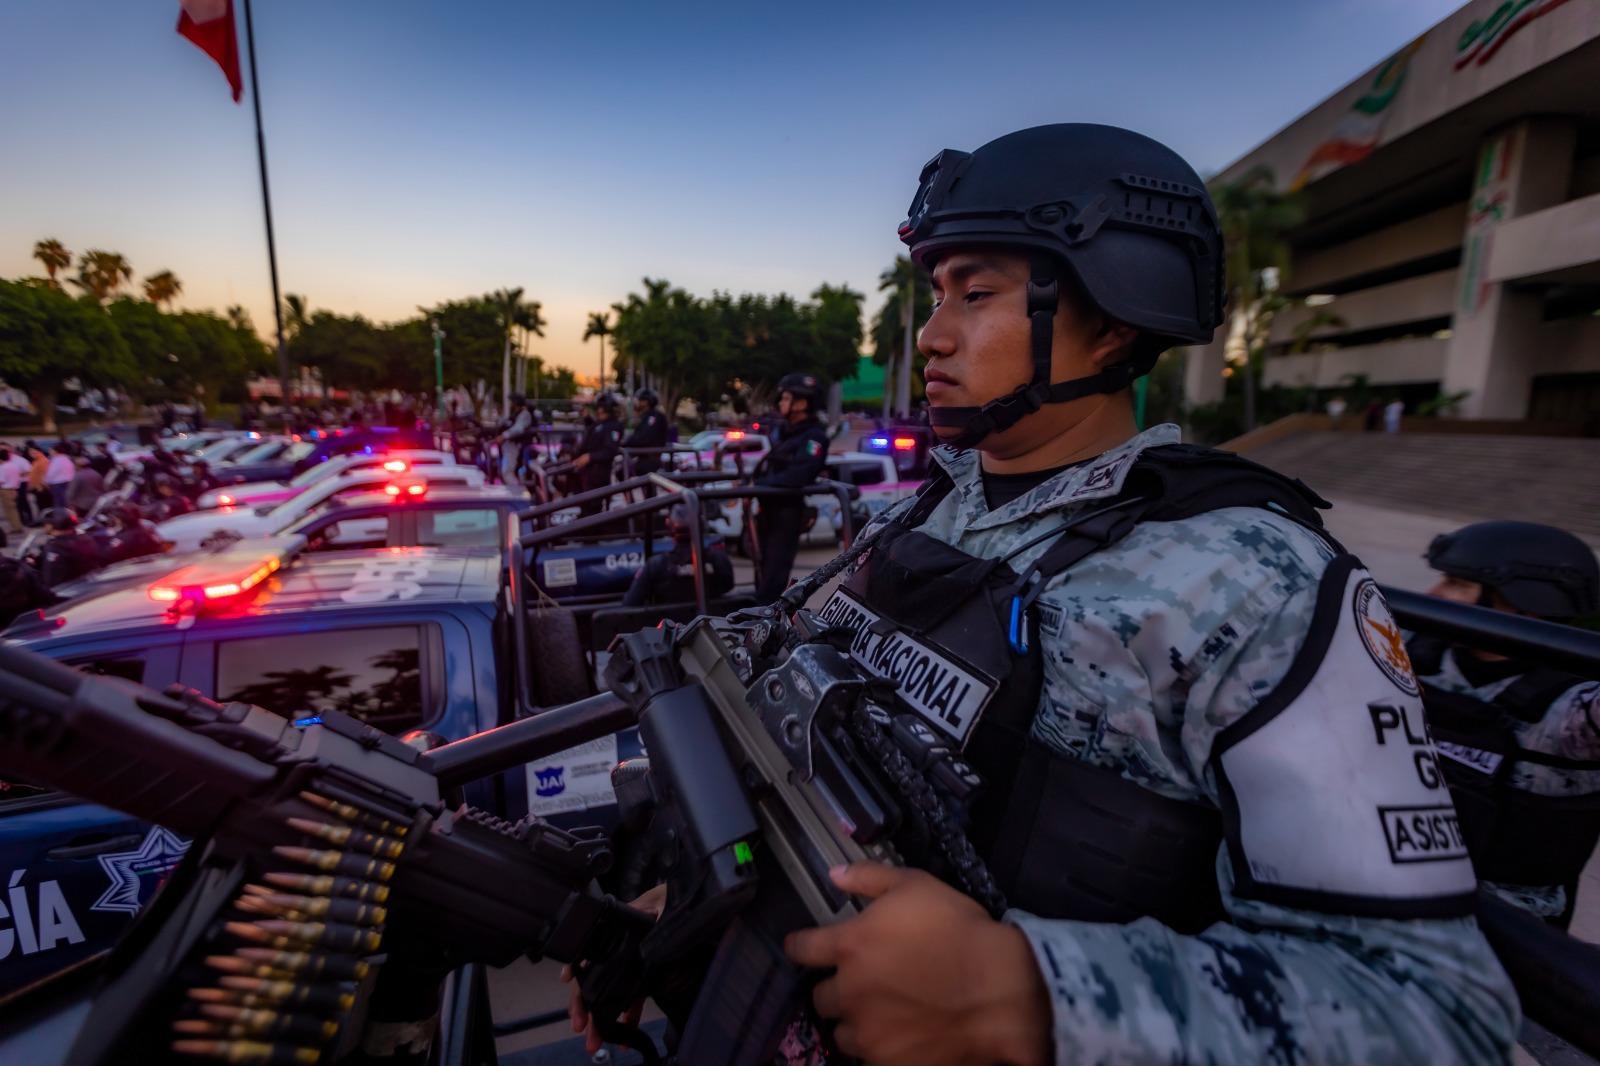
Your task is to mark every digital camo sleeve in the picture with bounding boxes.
[1008,522,1519,1065]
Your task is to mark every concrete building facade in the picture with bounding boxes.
[1185,0,1600,430]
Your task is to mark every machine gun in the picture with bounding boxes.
[0,599,992,1065]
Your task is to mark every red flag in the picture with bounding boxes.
[177,0,242,102]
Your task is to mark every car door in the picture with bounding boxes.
[0,641,181,994]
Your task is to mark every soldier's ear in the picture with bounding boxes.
[1087,319,1139,370]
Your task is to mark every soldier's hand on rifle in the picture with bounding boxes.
[559,883,667,1055]
[784,863,1051,1066]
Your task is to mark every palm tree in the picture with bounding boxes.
[1210,166,1304,432]
[32,239,71,288]
[872,257,932,417]
[143,270,183,310]
[486,288,544,416]
[584,311,612,390]
[70,250,134,303]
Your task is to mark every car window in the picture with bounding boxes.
[415,508,501,548]
[215,627,426,733]
[291,459,346,487]
[281,442,316,463]
[0,656,147,803]
[305,515,392,550]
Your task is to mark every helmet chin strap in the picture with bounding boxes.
[928,256,1138,450]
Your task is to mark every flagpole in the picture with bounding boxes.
[239,0,290,427]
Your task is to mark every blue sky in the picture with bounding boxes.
[1,0,1465,376]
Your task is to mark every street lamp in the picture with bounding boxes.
[431,319,446,420]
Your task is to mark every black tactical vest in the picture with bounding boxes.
[821,444,1334,932]
[1410,636,1600,929]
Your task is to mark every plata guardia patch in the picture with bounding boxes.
[1353,577,1421,697]
[817,588,997,746]
[1213,557,1476,917]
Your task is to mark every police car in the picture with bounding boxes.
[0,529,644,994]
[804,451,921,544]
[197,449,460,509]
[160,465,489,552]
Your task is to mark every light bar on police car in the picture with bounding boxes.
[383,459,409,473]
[724,429,746,441]
[893,436,916,450]
[147,538,303,604]
[384,477,428,499]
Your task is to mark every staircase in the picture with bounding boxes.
[1239,431,1600,543]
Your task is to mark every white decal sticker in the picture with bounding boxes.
[525,735,620,815]
[339,556,434,603]
[93,826,191,915]
[817,590,996,746]
[1435,740,1504,775]
[542,558,578,588]
[1,869,86,958]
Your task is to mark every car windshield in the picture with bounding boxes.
[279,441,315,463]
[289,459,343,487]
[227,441,281,465]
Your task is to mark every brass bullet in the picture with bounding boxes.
[235,948,370,981]
[217,976,356,1012]
[170,1038,321,1063]
[254,893,386,926]
[204,955,296,981]
[271,847,395,881]
[251,919,382,953]
[285,818,405,859]
[261,872,389,903]
[299,791,407,837]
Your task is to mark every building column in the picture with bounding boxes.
[1444,117,1575,418]
[1181,333,1227,410]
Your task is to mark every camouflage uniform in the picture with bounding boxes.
[1415,646,1600,921]
[857,424,1518,1065]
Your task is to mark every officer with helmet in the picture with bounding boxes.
[762,125,1516,1065]
[622,388,670,475]
[622,500,734,607]
[35,508,106,589]
[1408,520,1600,929]
[572,391,624,516]
[752,372,829,601]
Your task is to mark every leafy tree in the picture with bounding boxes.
[584,311,612,388]
[1209,167,1304,432]
[486,288,544,414]
[32,239,71,288]
[70,250,134,303]
[0,280,136,430]
[142,270,182,310]
[870,256,933,414]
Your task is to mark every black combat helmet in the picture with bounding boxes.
[1426,521,1600,621]
[43,508,78,533]
[635,388,659,407]
[777,372,823,404]
[664,501,695,542]
[899,123,1225,446]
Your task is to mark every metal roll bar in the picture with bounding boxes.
[1382,587,1600,675]
[424,691,635,786]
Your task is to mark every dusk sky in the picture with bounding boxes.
[2,0,1466,378]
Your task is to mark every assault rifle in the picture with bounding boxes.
[0,601,991,1066]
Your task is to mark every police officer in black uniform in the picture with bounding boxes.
[752,372,829,601]
[1408,520,1600,928]
[572,392,624,517]
[622,388,670,476]
[35,509,106,589]
[622,501,734,607]
[98,502,168,564]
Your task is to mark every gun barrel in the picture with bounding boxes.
[0,640,277,838]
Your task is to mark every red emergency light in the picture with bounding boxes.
[217,493,235,506]
[382,459,408,473]
[149,553,284,604]
[385,478,428,499]
[892,436,916,451]
[724,430,746,441]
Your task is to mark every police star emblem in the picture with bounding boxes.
[92,826,191,915]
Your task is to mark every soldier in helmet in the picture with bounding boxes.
[1408,520,1600,929]
[622,501,734,607]
[496,392,534,491]
[622,388,669,475]
[752,372,829,601]
[571,391,624,516]
[757,125,1515,1066]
